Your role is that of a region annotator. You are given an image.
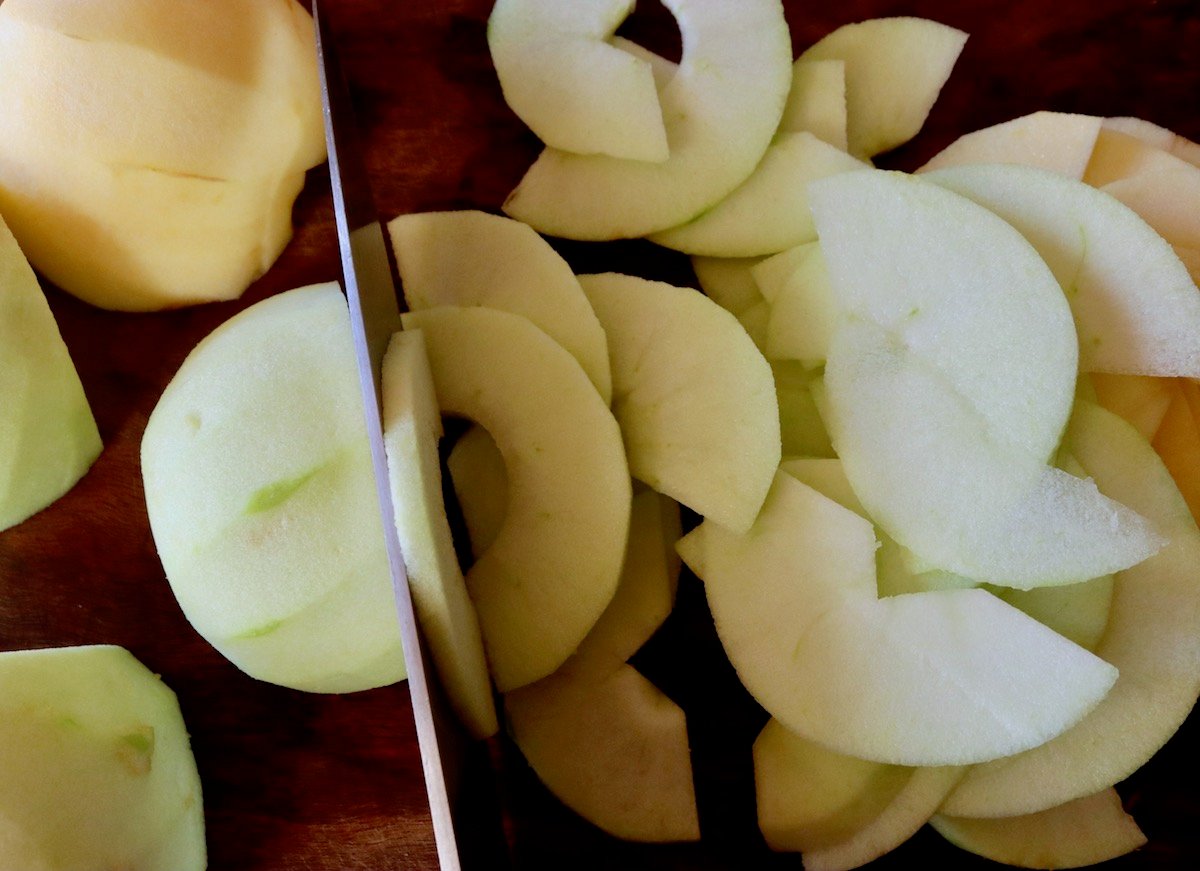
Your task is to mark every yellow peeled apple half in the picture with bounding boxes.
[0,214,101,532]
[0,0,325,310]
[141,284,406,694]
[0,645,205,870]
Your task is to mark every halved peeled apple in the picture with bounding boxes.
[379,331,497,739]
[400,306,630,691]
[502,0,791,239]
[0,645,205,870]
[0,213,101,532]
[142,284,405,693]
[925,163,1200,377]
[487,0,667,162]
[795,17,967,158]
[917,111,1103,178]
[680,471,1118,767]
[578,272,779,533]
[810,170,1161,588]
[387,209,612,402]
[941,403,1200,818]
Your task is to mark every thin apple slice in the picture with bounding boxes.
[682,471,1118,766]
[925,163,1200,377]
[505,663,699,843]
[758,242,835,367]
[796,17,967,158]
[380,331,498,739]
[401,306,630,691]
[1100,167,1200,250]
[932,788,1146,868]
[690,254,764,316]
[1152,381,1200,523]
[578,272,779,533]
[1083,127,1197,187]
[387,210,612,402]
[503,0,791,239]
[1103,116,1200,168]
[647,131,867,257]
[918,111,1103,178]
[941,402,1200,817]
[0,214,101,531]
[780,59,848,151]
[487,0,667,162]
[1091,372,1175,440]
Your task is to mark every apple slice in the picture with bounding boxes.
[647,131,867,257]
[0,215,101,531]
[502,0,791,239]
[932,788,1146,868]
[918,111,1103,178]
[796,17,967,158]
[142,284,406,693]
[387,210,612,403]
[941,402,1200,817]
[487,0,668,162]
[1090,372,1175,440]
[759,242,835,367]
[690,255,764,316]
[925,163,1200,377]
[683,471,1118,766]
[1100,167,1200,250]
[1083,126,1198,187]
[447,426,509,559]
[577,272,779,533]
[1102,116,1200,168]
[780,59,849,151]
[1153,381,1200,522]
[0,645,204,870]
[401,306,630,691]
[380,331,498,739]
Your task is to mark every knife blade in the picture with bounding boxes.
[312,4,509,868]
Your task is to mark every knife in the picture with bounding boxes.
[313,3,510,868]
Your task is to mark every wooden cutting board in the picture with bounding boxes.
[1,0,1197,868]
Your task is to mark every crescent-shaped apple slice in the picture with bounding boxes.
[917,111,1103,178]
[488,0,668,162]
[680,470,1119,767]
[940,403,1200,817]
[578,272,779,533]
[503,0,791,239]
[401,306,630,691]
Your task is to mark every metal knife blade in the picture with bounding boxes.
[313,4,508,868]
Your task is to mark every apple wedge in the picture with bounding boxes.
[380,331,498,739]
[502,0,791,239]
[401,306,630,691]
[387,210,612,402]
[925,163,1200,377]
[0,214,101,532]
[682,471,1118,766]
[142,284,405,693]
[941,402,1200,817]
[796,17,967,158]
[780,59,849,151]
[577,272,779,533]
[918,111,1103,178]
[932,788,1146,868]
[0,645,204,870]
[488,0,668,162]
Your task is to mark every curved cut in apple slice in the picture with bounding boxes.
[932,788,1146,868]
[380,331,498,739]
[926,163,1200,377]
[503,0,791,240]
[401,306,630,691]
[917,111,1103,178]
[683,471,1118,767]
[578,272,779,533]
[941,402,1200,818]
[796,17,967,159]
[388,210,612,403]
[648,131,868,257]
[488,0,667,162]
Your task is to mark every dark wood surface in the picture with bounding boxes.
[1,0,1198,868]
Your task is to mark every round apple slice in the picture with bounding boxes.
[502,0,791,240]
[401,306,630,691]
[380,331,498,739]
[925,163,1200,377]
[578,272,779,533]
[387,210,612,402]
[488,0,668,162]
[940,402,1200,817]
[681,471,1118,767]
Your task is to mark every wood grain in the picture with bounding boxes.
[1,0,1198,868]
